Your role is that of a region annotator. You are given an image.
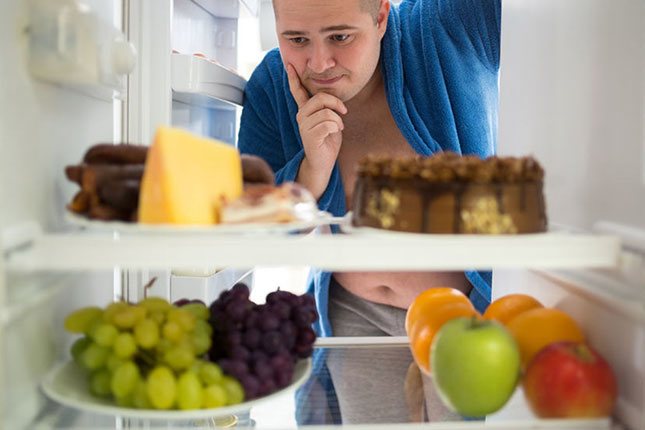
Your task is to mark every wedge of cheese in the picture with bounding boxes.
[139,127,243,224]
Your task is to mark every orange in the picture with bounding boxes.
[506,307,585,368]
[408,301,480,375]
[483,293,544,326]
[405,287,471,334]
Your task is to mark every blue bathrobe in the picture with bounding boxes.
[238,0,501,338]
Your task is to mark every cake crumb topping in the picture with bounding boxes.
[357,152,544,183]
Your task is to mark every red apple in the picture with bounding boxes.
[523,341,617,418]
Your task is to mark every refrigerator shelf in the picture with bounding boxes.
[171,53,246,107]
[5,231,620,272]
[191,0,259,18]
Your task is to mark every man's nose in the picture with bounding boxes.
[307,44,335,73]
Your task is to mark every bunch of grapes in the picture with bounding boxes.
[208,283,318,400]
[64,297,244,410]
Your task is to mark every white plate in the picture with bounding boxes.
[65,210,338,236]
[41,358,312,421]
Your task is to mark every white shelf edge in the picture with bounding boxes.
[5,232,620,272]
[315,336,409,348]
[171,53,246,107]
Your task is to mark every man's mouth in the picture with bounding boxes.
[310,75,343,86]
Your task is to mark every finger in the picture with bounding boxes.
[302,108,345,133]
[300,92,348,117]
[309,121,343,142]
[286,64,310,108]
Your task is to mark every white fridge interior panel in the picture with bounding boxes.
[498,0,645,232]
[0,0,118,232]
[493,269,645,430]
[1,271,115,428]
[173,0,239,70]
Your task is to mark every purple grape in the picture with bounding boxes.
[225,300,250,323]
[257,379,276,397]
[269,301,291,320]
[292,308,313,328]
[252,358,274,381]
[173,298,190,306]
[279,321,297,350]
[189,299,206,306]
[244,309,259,329]
[299,294,315,307]
[274,368,294,388]
[230,345,250,362]
[294,343,314,359]
[297,327,316,346]
[271,352,295,369]
[249,349,268,364]
[230,283,250,301]
[242,328,261,349]
[219,359,249,380]
[239,374,260,399]
[266,289,297,305]
[224,331,242,349]
[258,312,280,332]
[261,331,284,355]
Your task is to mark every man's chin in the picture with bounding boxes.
[309,87,346,100]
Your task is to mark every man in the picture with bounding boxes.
[239,0,501,424]
[238,0,500,421]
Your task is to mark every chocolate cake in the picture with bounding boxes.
[351,152,547,234]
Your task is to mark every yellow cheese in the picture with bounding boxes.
[139,127,243,224]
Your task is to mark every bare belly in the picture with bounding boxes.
[332,271,472,309]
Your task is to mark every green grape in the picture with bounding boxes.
[134,318,160,349]
[167,308,196,332]
[221,376,244,405]
[89,369,112,397]
[132,379,151,409]
[113,332,137,359]
[155,338,173,355]
[148,311,166,325]
[202,384,228,408]
[182,303,209,321]
[162,321,184,343]
[163,346,195,371]
[194,319,213,337]
[64,307,103,334]
[191,332,211,356]
[111,361,141,399]
[90,323,119,347]
[199,362,223,386]
[177,371,203,410]
[70,337,92,365]
[112,305,145,330]
[106,353,125,373]
[146,366,176,410]
[115,393,135,407]
[103,302,128,324]
[139,297,172,314]
[80,342,110,370]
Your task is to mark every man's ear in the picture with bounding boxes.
[376,0,391,36]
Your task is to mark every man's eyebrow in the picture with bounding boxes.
[281,25,359,37]
[320,25,359,32]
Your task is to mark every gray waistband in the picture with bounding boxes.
[328,276,408,337]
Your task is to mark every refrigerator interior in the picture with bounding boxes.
[1,0,644,429]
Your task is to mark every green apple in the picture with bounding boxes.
[430,316,521,418]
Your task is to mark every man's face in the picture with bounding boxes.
[274,0,388,102]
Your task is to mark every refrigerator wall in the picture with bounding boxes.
[498,0,645,233]
[0,0,122,232]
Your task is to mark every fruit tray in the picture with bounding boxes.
[41,358,312,421]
